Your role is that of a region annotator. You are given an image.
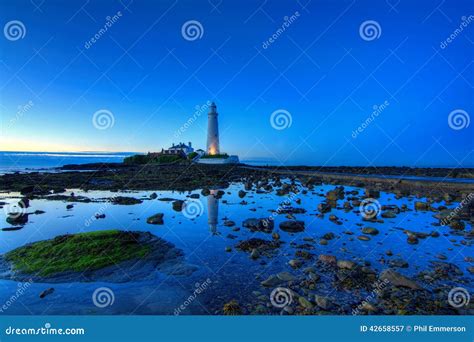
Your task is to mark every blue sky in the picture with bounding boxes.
[0,0,473,166]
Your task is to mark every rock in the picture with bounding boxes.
[415,201,430,211]
[146,213,164,225]
[261,275,283,287]
[279,220,305,233]
[318,202,331,213]
[298,297,314,309]
[111,196,143,205]
[6,214,28,226]
[223,220,235,227]
[223,300,242,315]
[238,190,247,198]
[315,295,333,310]
[337,260,356,270]
[388,258,408,268]
[379,269,422,290]
[407,235,419,244]
[385,250,393,256]
[319,254,337,265]
[201,189,210,196]
[172,200,184,212]
[365,189,380,198]
[272,232,280,240]
[250,249,260,260]
[39,288,54,299]
[149,192,158,199]
[66,204,74,210]
[225,246,232,252]
[189,193,200,199]
[361,227,379,235]
[358,235,371,241]
[468,266,474,274]
[381,211,397,218]
[436,254,447,260]
[319,239,328,245]
[243,218,273,233]
[288,259,302,269]
[236,238,281,252]
[95,213,106,219]
[277,272,295,282]
[322,232,335,240]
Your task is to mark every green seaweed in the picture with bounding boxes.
[5,230,150,276]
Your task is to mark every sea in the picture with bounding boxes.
[0,151,136,174]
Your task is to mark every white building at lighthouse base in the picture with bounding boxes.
[196,155,240,164]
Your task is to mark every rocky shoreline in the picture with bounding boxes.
[1,163,473,201]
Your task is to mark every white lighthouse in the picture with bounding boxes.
[206,102,220,155]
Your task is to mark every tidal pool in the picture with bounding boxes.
[0,180,472,315]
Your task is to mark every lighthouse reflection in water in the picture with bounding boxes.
[207,190,219,235]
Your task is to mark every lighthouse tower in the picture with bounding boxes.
[206,102,220,155]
